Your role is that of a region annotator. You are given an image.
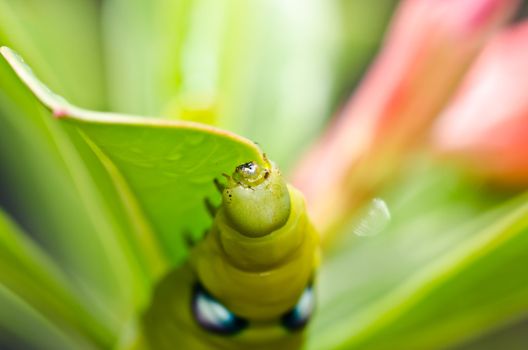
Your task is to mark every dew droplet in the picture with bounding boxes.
[352,198,391,237]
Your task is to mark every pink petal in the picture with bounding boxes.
[433,20,528,185]
[293,0,519,235]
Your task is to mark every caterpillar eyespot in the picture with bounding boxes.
[281,285,316,331]
[140,158,320,350]
[192,283,248,335]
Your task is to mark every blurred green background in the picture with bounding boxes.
[1,1,528,349]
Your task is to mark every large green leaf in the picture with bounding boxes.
[0,0,163,326]
[0,208,111,348]
[453,316,528,350]
[0,286,84,350]
[310,164,528,349]
[0,47,155,329]
[1,46,265,265]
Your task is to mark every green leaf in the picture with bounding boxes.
[1,46,265,264]
[0,47,154,329]
[0,286,85,350]
[0,6,160,316]
[0,208,113,348]
[453,317,528,350]
[310,164,528,350]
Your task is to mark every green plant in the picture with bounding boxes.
[1,1,528,349]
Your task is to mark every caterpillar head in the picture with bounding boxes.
[222,158,290,237]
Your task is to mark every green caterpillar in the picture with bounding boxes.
[138,157,320,349]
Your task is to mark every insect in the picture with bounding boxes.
[137,157,321,349]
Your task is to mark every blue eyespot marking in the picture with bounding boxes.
[281,286,315,331]
[192,284,248,335]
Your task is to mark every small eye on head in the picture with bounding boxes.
[237,162,259,178]
[232,161,269,187]
[192,284,248,335]
[281,286,315,331]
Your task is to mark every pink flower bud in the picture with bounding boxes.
[433,21,528,185]
[293,0,519,235]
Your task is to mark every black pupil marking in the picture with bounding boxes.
[192,284,248,335]
[281,286,315,331]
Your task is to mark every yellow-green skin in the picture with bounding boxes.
[138,161,320,350]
